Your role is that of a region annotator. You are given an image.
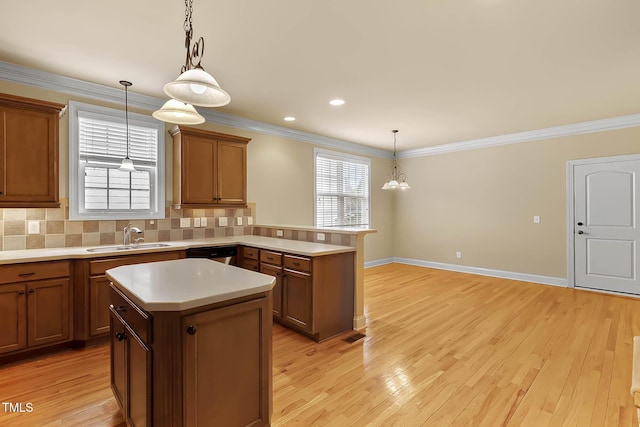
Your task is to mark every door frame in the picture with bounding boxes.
[566,153,640,289]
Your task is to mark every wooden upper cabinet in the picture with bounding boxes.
[170,126,250,209]
[0,93,65,207]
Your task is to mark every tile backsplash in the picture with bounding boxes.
[0,200,255,251]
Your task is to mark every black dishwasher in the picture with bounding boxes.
[185,246,237,265]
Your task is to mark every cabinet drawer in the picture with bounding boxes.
[260,250,282,266]
[243,247,259,261]
[0,260,70,284]
[242,259,260,272]
[283,255,311,273]
[90,251,182,276]
[109,284,151,343]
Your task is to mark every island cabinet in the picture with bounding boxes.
[169,126,250,209]
[73,250,185,342]
[0,93,65,208]
[238,246,355,342]
[107,258,274,427]
[0,260,71,356]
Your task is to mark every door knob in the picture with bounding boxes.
[577,230,584,234]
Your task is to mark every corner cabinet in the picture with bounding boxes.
[0,93,64,207]
[169,126,250,209]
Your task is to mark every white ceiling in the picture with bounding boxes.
[1,0,639,151]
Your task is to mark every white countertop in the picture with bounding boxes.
[0,235,355,265]
[106,258,275,311]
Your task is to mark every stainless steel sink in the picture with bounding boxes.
[86,243,171,252]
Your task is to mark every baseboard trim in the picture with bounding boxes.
[364,258,394,268]
[390,257,568,288]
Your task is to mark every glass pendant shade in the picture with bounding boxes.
[164,69,231,107]
[152,99,205,125]
[119,157,136,172]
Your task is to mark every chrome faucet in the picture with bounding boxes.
[123,223,142,246]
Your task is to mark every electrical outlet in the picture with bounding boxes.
[236,217,243,226]
[194,218,201,227]
[276,229,283,237]
[180,218,190,228]
[317,233,325,241]
[456,251,462,259]
[219,217,228,227]
[201,217,207,227]
[533,215,541,224]
[247,217,253,225]
[27,221,40,234]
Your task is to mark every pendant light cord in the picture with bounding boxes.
[120,80,133,160]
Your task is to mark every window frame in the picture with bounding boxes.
[314,148,371,228]
[68,100,166,220]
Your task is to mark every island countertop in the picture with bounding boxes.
[106,258,275,312]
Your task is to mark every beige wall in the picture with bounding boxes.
[394,127,640,278]
[0,80,393,261]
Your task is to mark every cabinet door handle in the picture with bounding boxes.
[267,256,274,261]
[17,290,25,295]
[115,332,127,341]
[116,306,128,312]
[28,289,35,294]
[293,262,300,266]
[276,272,281,276]
[18,272,35,278]
[186,325,197,335]
[0,191,3,195]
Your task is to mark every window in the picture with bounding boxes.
[315,148,370,227]
[69,101,165,220]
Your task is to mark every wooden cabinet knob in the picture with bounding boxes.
[186,325,197,335]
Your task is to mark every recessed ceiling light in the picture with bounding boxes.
[329,99,345,106]
[284,116,296,121]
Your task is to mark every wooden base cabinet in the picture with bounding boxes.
[109,283,272,427]
[110,306,152,427]
[0,261,71,356]
[239,246,355,342]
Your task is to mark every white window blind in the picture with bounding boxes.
[69,101,165,220]
[315,149,370,227]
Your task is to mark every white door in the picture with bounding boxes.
[573,158,640,294]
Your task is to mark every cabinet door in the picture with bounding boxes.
[216,140,246,205]
[0,284,26,354]
[181,133,216,204]
[283,269,313,333]
[183,297,272,427]
[260,264,282,319]
[126,325,152,427]
[110,309,127,411]
[0,106,59,205]
[26,278,70,347]
[90,275,112,336]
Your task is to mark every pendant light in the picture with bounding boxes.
[119,80,136,172]
[159,0,230,111]
[382,130,411,190]
[152,99,205,125]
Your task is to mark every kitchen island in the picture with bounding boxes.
[106,258,275,427]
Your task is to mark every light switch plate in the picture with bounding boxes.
[194,218,201,228]
[236,217,243,226]
[247,217,253,225]
[534,215,541,224]
[201,217,207,227]
[180,218,190,228]
[276,229,283,237]
[317,233,325,241]
[219,217,228,227]
[27,221,40,234]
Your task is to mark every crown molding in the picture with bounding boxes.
[398,113,640,158]
[0,60,392,159]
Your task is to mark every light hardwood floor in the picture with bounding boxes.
[1,263,639,426]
